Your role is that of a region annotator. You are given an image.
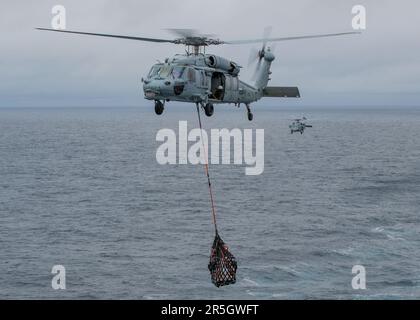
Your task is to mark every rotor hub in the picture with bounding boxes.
[173,37,224,47]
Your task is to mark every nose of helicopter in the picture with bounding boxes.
[143,78,174,99]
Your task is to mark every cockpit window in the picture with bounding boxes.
[172,66,185,79]
[158,65,173,78]
[148,65,162,78]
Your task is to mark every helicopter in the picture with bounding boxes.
[289,117,313,134]
[36,27,359,121]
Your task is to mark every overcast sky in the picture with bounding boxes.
[1,0,419,107]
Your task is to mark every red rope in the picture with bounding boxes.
[196,104,218,234]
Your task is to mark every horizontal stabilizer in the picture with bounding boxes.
[263,87,300,98]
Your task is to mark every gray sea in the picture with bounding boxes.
[0,106,419,299]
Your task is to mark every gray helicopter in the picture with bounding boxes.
[36,27,359,121]
[289,117,313,134]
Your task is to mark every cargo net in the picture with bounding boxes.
[208,232,237,287]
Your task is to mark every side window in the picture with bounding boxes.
[172,66,185,79]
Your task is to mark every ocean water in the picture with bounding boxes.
[0,106,419,299]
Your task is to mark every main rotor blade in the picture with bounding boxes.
[225,31,361,44]
[35,28,176,43]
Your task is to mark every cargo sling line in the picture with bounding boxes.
[195,104,218,233]
[195,104,237,288]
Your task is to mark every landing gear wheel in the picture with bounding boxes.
[245,104,253,121]
[247,112,254,121]
[204,103,214,117]
[155,101,164,115]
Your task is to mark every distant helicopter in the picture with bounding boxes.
[289,117,313,134]
[36,27,359,121]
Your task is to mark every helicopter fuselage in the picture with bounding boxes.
[142,53,264,106]
[289,120,312,134]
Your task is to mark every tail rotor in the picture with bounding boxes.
[249,26,272,80]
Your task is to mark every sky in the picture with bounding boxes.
[1,0,419,107]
